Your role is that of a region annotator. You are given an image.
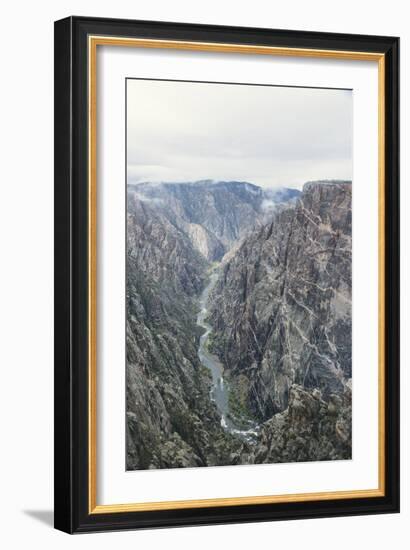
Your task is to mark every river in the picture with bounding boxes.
[196,269,259,441]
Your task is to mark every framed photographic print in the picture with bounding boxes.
[54,16,399,533]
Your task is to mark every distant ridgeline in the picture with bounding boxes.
[126,180,352,470]
[127,180,301,262]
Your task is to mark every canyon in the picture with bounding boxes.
[126,179,352,470]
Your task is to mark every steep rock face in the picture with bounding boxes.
[208,181,352,422]
[126,192,241,470]
[253,384,352,463]
[130,181,300,261]
[185,222,225,262]
[127,192,207,295]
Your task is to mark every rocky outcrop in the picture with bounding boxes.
[208,181,352,429]
[253,384,352,463]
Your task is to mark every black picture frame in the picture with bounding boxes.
[54,15,400,534]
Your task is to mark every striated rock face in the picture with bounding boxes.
[185,223,225,263]
[130,181,300,261]
[208,181,352,426]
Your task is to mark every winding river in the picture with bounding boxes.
[197,269,259,441]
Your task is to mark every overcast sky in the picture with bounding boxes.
[127,79,352,189]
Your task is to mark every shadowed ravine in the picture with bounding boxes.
[197,267,259,442]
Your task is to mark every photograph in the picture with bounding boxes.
[52,13,399,535]
[0,0,404,542]
[126,79,353,471]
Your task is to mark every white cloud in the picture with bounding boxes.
[127,79,352,189]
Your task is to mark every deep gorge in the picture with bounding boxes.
[126,180,352,470]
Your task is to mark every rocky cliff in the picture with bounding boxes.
[126,192,242,469]
[254,383,352,463]
[208,181,352,433]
